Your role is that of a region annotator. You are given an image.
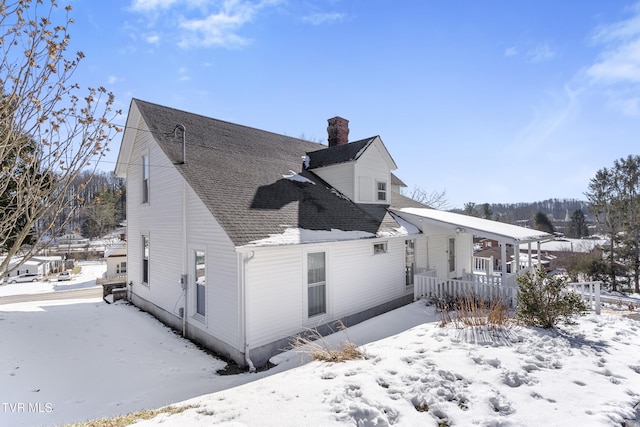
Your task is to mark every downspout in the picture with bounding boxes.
[173,123,188,337]
[241,251,256,372]
[182,175,188,337]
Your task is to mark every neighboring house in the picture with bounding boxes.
[56,232,89,245]
[1,255,65,280]
[518,237,607,271]
[104,240,127,278]
[115,99,551,368]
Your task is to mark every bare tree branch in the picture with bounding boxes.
[0,0,122,276]
[403,185,450,210]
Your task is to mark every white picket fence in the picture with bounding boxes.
[414,270,602,314]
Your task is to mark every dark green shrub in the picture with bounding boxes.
[516,266,588,329]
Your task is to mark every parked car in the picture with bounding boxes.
[57,271,71,281]
[4,273,41,284]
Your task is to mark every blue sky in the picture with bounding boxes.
[63,0,640,208]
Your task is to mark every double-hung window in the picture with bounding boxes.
[194,250,206,317]
[117,261,127,274]
[142,235,149,284]
[142,155,149,203]
[405,239,415,286]
[376,181,387,201]
[307,252,326,317]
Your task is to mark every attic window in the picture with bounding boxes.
[373,242,388,254]
[377,181,387,201]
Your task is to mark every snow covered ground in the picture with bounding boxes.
[1,277,640,426]
[0,261,105,297]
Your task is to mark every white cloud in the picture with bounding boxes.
[178,1,257,49]
[511,85,580,157]
[302,12,346,26]
[581,3,640,115]
[504,46,518,57]
[525,44,556,63]
[130,0,180,12]
[178,67,190,81]
[107,75,124,84]
[587,5,640,85]
[146,33,161,44]
[128,0,281,49]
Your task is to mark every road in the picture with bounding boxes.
[0,287,102,305]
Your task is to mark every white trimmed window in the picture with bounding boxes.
[373,242,388,254]
[307,252,326,317]
[117,261,127,274]
[194,249,206,317]
[377,181,387,201]
[142,235,149,284]
[142,155,149,203]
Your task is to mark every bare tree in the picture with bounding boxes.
[404,186,450,210]
[0,0,121,276]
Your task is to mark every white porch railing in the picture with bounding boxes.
[414,270,519,307]
[566,281,602,315]
[415,271,602,314]
[473,256,494,275]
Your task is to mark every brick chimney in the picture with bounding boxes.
[327,116,349,147]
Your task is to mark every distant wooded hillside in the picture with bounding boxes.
[451,198,590,225]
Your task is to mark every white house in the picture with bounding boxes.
[115,99,551,368]
[2,255,65,280]
[104,240,127,279]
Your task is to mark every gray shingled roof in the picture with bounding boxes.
[133,99,413,247]
[306,138,376,169]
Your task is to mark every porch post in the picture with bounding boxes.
[527,242,532,272]
[514,244,520,275]
[537,241,542,267]
[501,242,507,275]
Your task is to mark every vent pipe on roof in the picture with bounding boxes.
[173,124,186,164]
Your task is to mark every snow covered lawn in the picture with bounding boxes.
[133,308,640,427]
[0,261,105,297]
[1,289,640,426]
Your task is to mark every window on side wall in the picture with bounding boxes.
[307,252,326,317]
[195,250,206,318]
[142,155,149,203]
[117,261,127,274]
[376,181,387,201]
[373,242,388,254]
[142,235,149,284]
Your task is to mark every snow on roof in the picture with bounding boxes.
[283,170,316,185]
[381,211,421,237]
[532,238,607,253]
[245,228,376,247]
[394,207,552,244]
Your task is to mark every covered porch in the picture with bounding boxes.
[391,208,553,304]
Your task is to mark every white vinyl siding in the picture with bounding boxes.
[125,117,240,350]
[310,162,355,200]
[354,142,391,205]
[244,237,409,349]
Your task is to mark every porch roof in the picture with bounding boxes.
[391,208,552,245]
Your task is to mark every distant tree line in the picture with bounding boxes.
[586,155,640,293]
[37,170,126,241]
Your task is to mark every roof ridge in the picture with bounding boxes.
[133,98,327,150]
